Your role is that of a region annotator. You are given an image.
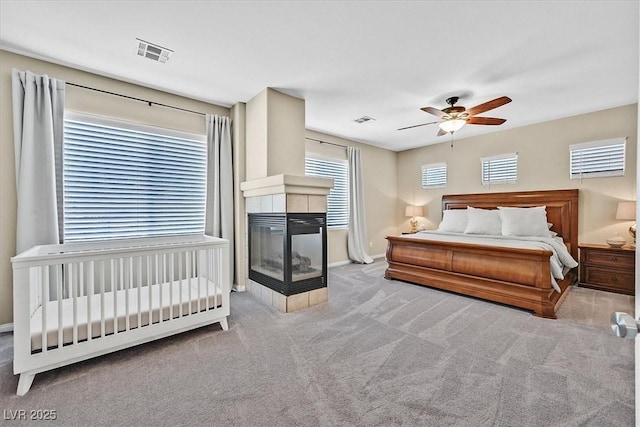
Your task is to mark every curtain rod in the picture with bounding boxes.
[67,82,207,117]
[305,137,348,149]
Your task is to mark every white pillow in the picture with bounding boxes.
[437,209,468,233]
[498,206,550,237]
[464,207,502,235]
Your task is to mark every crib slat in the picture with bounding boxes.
[186,250,192,316]
[178,253,183,318]
[72,263,78,345]
[169,254,174,320]
[100,260,106,338]
[148,255,153,325]
[56,265,63,349]
[41,265,48,352]
[156,254,162,324]
[126,257,131,331]
[217,247,222,309]
[137,256,142,329]
[113,259,118,336]
[203,249,209,312]
[87,261,93,342]
[195,250,201,313]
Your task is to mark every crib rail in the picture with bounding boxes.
[12,235,230,395]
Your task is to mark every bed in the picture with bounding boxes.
[385,189,579,319]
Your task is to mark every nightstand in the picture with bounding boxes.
[578,243,635,295]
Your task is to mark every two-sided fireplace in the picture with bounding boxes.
[248,213,327,296]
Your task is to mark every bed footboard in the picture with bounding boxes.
[385,236,574,318]
[11,235,230,396]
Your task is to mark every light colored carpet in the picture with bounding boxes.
[0,260,634,426]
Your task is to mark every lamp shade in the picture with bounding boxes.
[616,201,636,220]
[405,205,423,217]
[438,119,466,133]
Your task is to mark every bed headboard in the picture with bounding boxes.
[441,189,579,261]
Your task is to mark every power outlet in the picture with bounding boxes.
[369,241,373,248]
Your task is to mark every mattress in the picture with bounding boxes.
[30,277,223,351]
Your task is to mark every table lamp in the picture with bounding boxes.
[405,205,424,233]
[616,201,636,247]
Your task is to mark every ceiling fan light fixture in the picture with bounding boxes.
[438,119,466,133]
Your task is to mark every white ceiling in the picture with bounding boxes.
[1,1,638,151]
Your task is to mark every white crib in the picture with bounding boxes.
[11,235,230,396]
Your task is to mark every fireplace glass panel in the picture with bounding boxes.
[291,232,322,282]
[250,222,284,282]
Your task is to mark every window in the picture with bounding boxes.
[421,162,447,189]
[481,153,518,185]
[63,113,207,242]
[570,138,626,179]
[305,156,349,228]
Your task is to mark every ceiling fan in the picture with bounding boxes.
[398,96,512,136]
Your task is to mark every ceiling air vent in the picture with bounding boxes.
[136,38,173,63]
[353,116,376,124]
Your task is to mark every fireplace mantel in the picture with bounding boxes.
[240,174,333,198]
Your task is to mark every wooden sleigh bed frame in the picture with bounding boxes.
[385,189,579,319]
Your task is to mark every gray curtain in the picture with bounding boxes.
[205,115,235,285]
[12,69,65,254]
[347,147,373,264]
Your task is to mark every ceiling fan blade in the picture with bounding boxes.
[397,121,439,131]
[465,96,512,117]
[437,128,448,137]
[420,106,450,119]
[466,117,506,125]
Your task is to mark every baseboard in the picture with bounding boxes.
[328,253,386,268]
[0,323,14,333]
[328,260,352,268]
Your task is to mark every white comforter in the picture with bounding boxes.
[407,230,579,292]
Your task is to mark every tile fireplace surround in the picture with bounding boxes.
[241,174,333,313]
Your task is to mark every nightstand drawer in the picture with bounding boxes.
[581,249,634,269]
[581,265,634,294]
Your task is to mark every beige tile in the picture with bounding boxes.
[247,280,258,297]
[286,292,309,312]
[260,195,273,213]
[287,194,308,213]
[272,291,287,312]
[309,287,328,307]
[260,283,273,306]
[272,193,286,212]
[308,195,327,213]
[246,197,260,213]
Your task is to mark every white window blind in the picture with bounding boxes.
[570,138,626,179]
[63,113,207,242]
[421,162,447,189]
[481,153,518,185]
[305,156,349,228]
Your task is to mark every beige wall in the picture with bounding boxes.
[305,130,398,263]
[397,104,638,245]
[245,88,306,180]
[0,50,230,325]
[1,48,635,325]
